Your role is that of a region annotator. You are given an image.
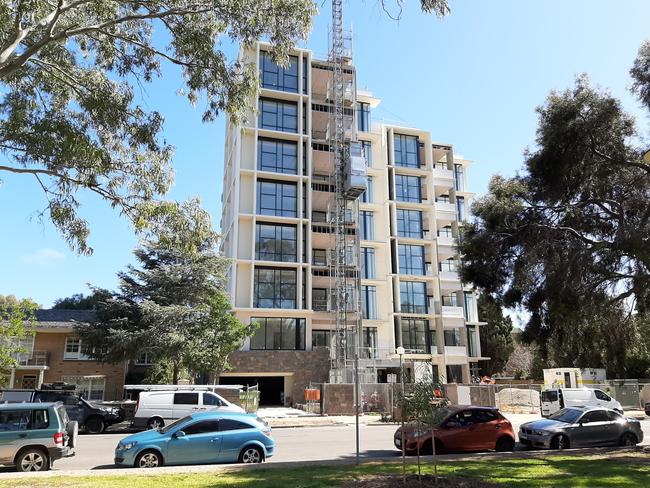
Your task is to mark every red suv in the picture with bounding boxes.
[394,405,515,454]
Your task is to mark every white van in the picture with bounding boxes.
[133,390,244,429]
[540,388,623,417]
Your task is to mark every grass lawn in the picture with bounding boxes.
[3,453,649,488]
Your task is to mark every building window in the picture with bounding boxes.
[135,351,153,366]
[438,226,453,238]
[360,247,376,279]
[258,98,297,133]
[302,57,308,94]
[358,102,370,131]
[312,329,331,347]
[360,140,372,166]
[464,291,477,321]
[398,245,425,275]
[454,163,464,191]
[360,175,373,203]
[400,318,428,353]
[253,267,297,309]
[360,211,374,240]
[400,281,428,314]
[361,285,377,320]
[312,249,327,266]
[446,365,463,383]
[260,52,298,93]
[442,293,458,307]
[361,327,378,358]
[249,318,305,350]
[437,194,450,204]
[62,375,106,401]
[395,175,421,203]
[257,138,297,174]
[255,223,297,262]
[396,209,423,238]
[312,288,328,311]
[256,180,297,217]
[456,196,466,221]
[394,134,419,168]
[63,337,91,360]
[439,259,458,272]
[444,328,462,346]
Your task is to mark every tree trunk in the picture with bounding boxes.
[173,362,179,385]
[432,427,438,485]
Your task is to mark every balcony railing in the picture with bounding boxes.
[441,306,465,318]
[444,345,467,356]
[17,350,50,366]
[436,202,457,214]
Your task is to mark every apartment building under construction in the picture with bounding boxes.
[219,42,488,406]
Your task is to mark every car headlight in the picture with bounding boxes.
[413,430,429,438]
[119,441,138,451]
[533,430,550,436]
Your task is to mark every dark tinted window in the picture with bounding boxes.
[446,410,474,427]
[219,419,252,432]
[203,393,225,406]
[541,390,558,402]
[31,410,49,430]
[607,410,623,421]
[548,408,582,424]
[472,410,497,423]
[581,410,609,423]
[0,410,30,431]
[594,390,611,401]
[182,420,220,435]
[174,393,199,405]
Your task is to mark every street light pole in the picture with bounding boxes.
[397,346,405,484]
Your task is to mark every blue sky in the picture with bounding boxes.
[1,0,649,308]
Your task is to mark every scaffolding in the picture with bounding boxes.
[327,0,364,385]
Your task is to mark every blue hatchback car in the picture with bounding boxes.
[114,412,274,468]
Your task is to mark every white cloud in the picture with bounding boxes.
[21,248,65,265]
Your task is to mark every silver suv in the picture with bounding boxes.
[0,402,77,471]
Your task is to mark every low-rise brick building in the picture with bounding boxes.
[7,309,127,401]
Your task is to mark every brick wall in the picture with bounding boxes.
[226,348,330,405]
[29,332,126,400]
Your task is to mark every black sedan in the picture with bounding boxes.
[519,406,643,450]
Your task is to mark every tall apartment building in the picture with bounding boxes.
[219,42,488,406]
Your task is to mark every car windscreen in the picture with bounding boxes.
[541,390,558,402]
[160,415,192,434]
[548,408,582,423]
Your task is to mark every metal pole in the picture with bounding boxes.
[399,351,405,484]
[355,349,360,465]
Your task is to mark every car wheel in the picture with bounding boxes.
[239,446,263,464]
[85,417,105,434]
[551,434,569,450]
[146,417,164,430]
[67,420,79,448]
[16,449,49,472]
[135,450,163,468]
[495,436,515,452]
[619,432,637,447]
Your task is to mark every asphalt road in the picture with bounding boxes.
[46,416,650,471]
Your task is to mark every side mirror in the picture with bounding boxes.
[173,431,186,438]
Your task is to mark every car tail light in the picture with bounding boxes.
[135,398,139,413]
[54,432,64,447]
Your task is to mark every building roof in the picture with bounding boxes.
[34,309,95,328]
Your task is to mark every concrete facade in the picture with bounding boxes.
[220,42,488,406]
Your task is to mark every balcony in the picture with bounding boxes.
[435,202,457,215]
[17,351,50,367]
[432,166,455,182]
[441,306,464,318]
[436,234,455,247]
[444,346,467,356]
[439,270,460,282]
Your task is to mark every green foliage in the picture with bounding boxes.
[0,295,37,382]
[477,295,514,375]
[460,43,650,377]
[53,290,111,310]
[0,1,317,254]
[75,239,254,383]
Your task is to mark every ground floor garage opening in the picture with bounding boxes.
[219,375,286,406]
